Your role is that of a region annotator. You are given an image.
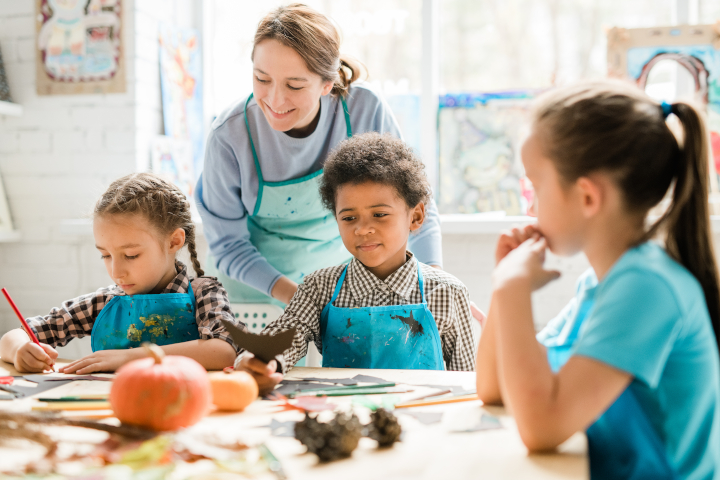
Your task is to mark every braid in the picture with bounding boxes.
[94,173,204,277]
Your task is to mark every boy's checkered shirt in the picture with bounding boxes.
[27,261,243,353]
[265,252,477,372]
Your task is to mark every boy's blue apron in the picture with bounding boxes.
[206,93,353,307]
[545,285,678,480]
[90,283,200,351]
[319,260,444,370]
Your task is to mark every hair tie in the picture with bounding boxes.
[661,101,673,119]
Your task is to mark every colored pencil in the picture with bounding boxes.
[284,382,395,398]
[294,386,413,397]
[258,443,287,480]
[2,287,55,372]
[32,401,111,411]
[394,393,479,409]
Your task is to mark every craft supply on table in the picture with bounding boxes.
[220,319,296,364]
[32,400,112,411]
[394,393,479,409]
[258,443,287,480]
[2,287,55,372]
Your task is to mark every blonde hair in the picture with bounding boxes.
[252,3,364,97]
[94,173,204,276]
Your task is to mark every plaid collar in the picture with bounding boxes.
[346,251,417,302]
[111,261,190,295]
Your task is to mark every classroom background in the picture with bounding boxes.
[0,0,719,360]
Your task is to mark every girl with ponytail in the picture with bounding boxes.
[475,80,720,479]
[0,173,240,374]
[196,4,443,309]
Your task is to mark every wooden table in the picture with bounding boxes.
[0,360,588,479]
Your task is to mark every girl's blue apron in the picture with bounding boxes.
[206,94,353,307]
[319,259,445,370]
[545,285,678,480]
[91,283,199,351]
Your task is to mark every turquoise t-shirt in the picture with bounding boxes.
[537,242,720,480]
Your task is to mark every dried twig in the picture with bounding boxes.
[0,412,156,440]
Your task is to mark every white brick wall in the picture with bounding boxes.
[0,0,199,340]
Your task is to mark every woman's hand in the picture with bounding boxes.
[234,352,283,396]
[14,342,58,373]
[493,235,560,292]
[59,348,144,374]
[495,224,541,265]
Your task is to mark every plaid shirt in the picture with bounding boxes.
[28,262,243,353]
[264,252,477,372]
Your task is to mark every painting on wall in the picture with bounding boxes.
[0,42,13,102]
[150,135,198,218]
[35,0,125,95]
[159,23,204,182]
[607,24,720,206]
[0,175,15,234]
[437,91,536,216]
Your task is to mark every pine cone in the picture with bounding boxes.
[367,408,402,447]
[294,412,363,462]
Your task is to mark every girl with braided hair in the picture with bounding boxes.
[0,173,240,373]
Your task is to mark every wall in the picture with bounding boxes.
[0,0,198,351]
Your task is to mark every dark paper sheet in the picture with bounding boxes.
[301,377,358,386]
[220,319,296,364]
[351,374,391,384]
[4,376,74,398]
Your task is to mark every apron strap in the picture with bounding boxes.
[416,259,427,305]
[329,264,350,306]
[340,97,352,138]
[243,93,264,186]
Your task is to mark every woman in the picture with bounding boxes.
[197,4,442,306]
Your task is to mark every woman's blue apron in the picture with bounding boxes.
[206,94,353,306]
[319,260,445,370]
[545,287,678,480]
[91,283,199,351]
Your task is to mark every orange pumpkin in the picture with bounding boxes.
[110,344,212,431]
[209,370,259,412]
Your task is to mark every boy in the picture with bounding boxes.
[237,133,476,394]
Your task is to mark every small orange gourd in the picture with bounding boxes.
[110,344,212,431]
[209,369,259,412]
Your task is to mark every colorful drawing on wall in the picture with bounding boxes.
[437,91,536,216]
[150,135,198,218]
[35,0,125,95]
[159,23,204,182]
[0,43,13,102]
[607,24,720,207]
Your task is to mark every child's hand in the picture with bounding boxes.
[495,224,541,265]
[470,301,487,328]
[493,235,560,292]
[234,352,283,396]
[59,348,144,374]
[14,342,58,373]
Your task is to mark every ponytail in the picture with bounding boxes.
[661,102,720,350]
[533,81,720,352]
[332,54,365,97]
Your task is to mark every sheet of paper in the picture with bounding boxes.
[34,380,113,399]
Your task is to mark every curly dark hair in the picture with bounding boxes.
[320,132,431,213]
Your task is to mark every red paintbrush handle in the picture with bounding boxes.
[1,287,40,345]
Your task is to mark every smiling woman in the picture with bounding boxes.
[196,3,443,307]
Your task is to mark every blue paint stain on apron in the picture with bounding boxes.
[319,260,444,370]
[206,94,353,306]
[546,291,679,480]
[91,283,200,351]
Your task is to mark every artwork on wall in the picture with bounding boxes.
[0,42,13,102]
[607,24,720,206]
[149,135,198,218]
[158,23,204,182]
[437,91,536,216]
[35,0,125,95]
